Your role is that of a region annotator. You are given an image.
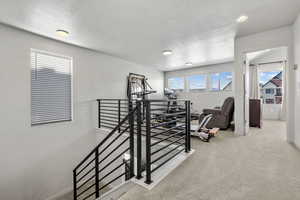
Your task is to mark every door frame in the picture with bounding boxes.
[242,46,289,137]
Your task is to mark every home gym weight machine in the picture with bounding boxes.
[126,73,156,102]
[126,73,186,129]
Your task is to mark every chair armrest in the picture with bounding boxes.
[203,109,222,115]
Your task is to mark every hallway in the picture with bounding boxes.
[120,120,300,200]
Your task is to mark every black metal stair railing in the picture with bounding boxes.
[97,99,129,131]
[97,99,146,133]
[73,105,137,200]
[97,99,191,184]
[141,100,191,184]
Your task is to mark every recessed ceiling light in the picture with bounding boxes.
[185,62,193,66]
[162,50,173,56]
[56,29,69,37]
[236,15,248,23]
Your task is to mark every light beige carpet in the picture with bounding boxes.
[120,120,300,200]
[54,181,110,200]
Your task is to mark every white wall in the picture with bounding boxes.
[0,24,163,200]
[165,62,234,113]
[293,14,300,148]
[234,26,294,141]
[251,47,287,64]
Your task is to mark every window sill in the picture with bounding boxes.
[177,90,233,94]
[31,119,73,126]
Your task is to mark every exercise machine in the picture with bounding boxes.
[127,73,156,102]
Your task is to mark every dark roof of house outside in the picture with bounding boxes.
[262,72,282,88]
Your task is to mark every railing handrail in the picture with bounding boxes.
[96,98,189,102]
[97,99,129,101]
[142,99,189,102]
[73,106,137,171]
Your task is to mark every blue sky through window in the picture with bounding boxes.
[187,75,206,89]
[220,72,232,90]
[168,72,233,91]
[211,72,232,90]
[259,71,281,85]
[168,77,184,90]
[211,73,220,90]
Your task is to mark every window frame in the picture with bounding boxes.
[265,88,274,94]
[30,49,74,125]
[166,71,233,93]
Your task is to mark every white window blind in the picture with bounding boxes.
[31,50,72,125]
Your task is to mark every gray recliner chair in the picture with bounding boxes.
[198,97,234,130]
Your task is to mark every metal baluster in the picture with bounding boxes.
[98,100,101,128]
[185,101,191,152]
[129,101,135,178]
[95,148,100,198]
[136,101,142,179]
[145,100,152,184]
[73,170,77,200]
[118,100,121,133]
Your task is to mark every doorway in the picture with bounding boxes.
[244,47,287,138]
[258,66,284,120]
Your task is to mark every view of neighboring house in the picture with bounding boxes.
[260,72,283,104]
[222,81,232,91]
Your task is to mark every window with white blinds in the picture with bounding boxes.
[31,49,72,125]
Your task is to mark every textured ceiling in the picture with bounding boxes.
[0,0,299,71]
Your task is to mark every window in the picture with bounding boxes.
[187,75,207,90]
[259,71,281,86]
[276,88,282,96]
[210,72,232,91]
[31,50,72,125]
[210,73,220,91]
[166,72,232,92]
[265,99,274,104]
[220,72,232,90]
[168,77,184,90]
[259,71,283,105]
[275,96,282,104]
[265,88,274,94]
